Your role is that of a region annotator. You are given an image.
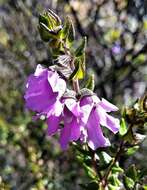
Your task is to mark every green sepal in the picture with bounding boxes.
[75,36,87,57]
[85,74,95,91]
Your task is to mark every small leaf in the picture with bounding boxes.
[75,37,87,57]
[98,151,112,165]
[96,151,112,170]
[108,184,118,190]
[67,18,75,43]
[85,74,95,91]
[112,165,124,174]
[83,163,96,179]
[62,17,75,41]
[126,164,138,182]
[126,146,139,155]
[38,10,62,41]
[119,118,127,136]
[123,176,135,189]
[123,128,135,144]
[69,57,85,80]
[39,14,49,26]
[108,175,121,186]
[38,25,51,42]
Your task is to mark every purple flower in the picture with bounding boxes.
[80,95,120,150]
[24,64,66,114]
[24,64,120,151]
[44,94,82,150]
[59,98,82,150]
[112,44,122,54]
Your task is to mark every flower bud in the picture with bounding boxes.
[38,9,62,42]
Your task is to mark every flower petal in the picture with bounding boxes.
[47,115,61,136]
[105,114,120,134]
[96,105,120,134]
[64,98,82,117]
[48,71,66,98]
[59,124,71,150]
[87,108,110,150]
[24,73,57,112]
[70,117,81,141]
[99,98,119,112]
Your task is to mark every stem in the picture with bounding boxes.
[70,57,80,94]
[91,151,103,181]
[62,40,80,94]
[102,141,124,188]
[73,80,80,94]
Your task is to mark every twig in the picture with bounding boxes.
[102,141,124,188]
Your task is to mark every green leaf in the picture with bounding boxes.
[98,151,112,165]
[126,146,139,155]
[108,175,121,187]
[108,184,119,190]
[96,151,112,170]
[39,14,49,27]
[123,128,135,144]
[62,16,75,43]
[112,165,124,174]
[123,176,135,189]
[85,74,95,91]
[38,24,51,42]
[38,10,62,42]
[39,9,61,30]
[83,163,96,179]
[126,164,138,182]
[69,57,85,80]
[143,185,147,190]
[119,118,127,136]
[75,37,87,57]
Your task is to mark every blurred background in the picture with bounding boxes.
[0,0,146,189]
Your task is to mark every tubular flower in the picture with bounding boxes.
[24,64,66,114]
[24,65,120,151]
[80,94,120,150]
[59,97,83,150]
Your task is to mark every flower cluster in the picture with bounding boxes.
[24,64,120,150]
